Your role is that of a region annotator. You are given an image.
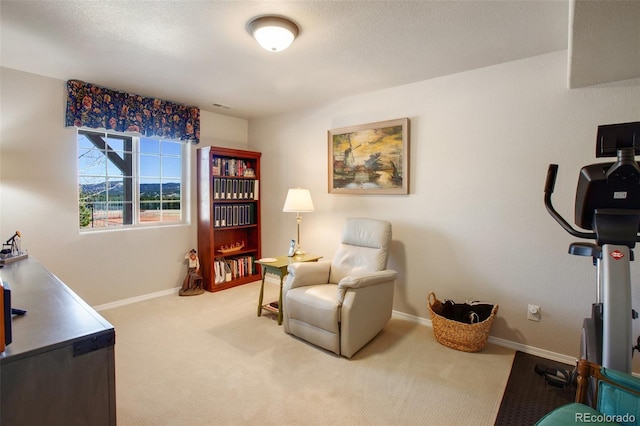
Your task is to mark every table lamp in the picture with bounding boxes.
[282,188,314,256]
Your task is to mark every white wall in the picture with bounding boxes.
[250,51,640,367]
[2,50,640,367]
[0,67,249,306]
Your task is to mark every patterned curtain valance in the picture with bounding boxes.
[65,80,200,144]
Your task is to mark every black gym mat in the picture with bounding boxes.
[494,351,576,425]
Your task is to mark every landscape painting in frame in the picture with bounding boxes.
[328,118,409,194]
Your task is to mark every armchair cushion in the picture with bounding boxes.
[286,284,339,333]
[329,217,391,283]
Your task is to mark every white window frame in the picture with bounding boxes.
[77,128,189,231]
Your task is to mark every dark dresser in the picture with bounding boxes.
[0,257,116,425]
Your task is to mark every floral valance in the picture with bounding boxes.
[65,79,200,144]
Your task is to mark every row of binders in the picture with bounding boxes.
[213,256,256,284]
[213,178,259,201]
[214,204,256,228]
[212,157,254,177]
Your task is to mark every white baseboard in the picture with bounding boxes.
[94,287,180,312]
[95,277,276,312]
[392,310,577,365]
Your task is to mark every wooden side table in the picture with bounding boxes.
[256,254,322,325]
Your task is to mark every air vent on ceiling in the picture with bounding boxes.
[212,103,232,110]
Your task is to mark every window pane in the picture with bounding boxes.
[106,180,125,202]
[140,138,160,154]
[78,134,97,150]
[140,178,160,199]
[161,141,182,156]
[103,202,125,227]
[140,201,161,210]
[166,135,181,217]
[162,201,182,222]
[79,202,94,228]
[161,179,181,201]
[79,178,106,202]
[78,148,107,176]
[139,177,159,223]
[162,156,181,179]
[140,154,160,177]
[79,175,106,186]
[107,158,125,178]
[89,202,109,229]
[139,204,161,222]
[81,201,128,229]
[105,136,126,153]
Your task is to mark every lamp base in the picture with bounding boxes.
[293,247,306,257]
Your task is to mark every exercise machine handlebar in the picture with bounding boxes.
[544,164,597,240]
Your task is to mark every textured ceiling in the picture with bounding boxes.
[0,1,637,119]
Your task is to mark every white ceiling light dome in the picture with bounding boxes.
[248,15,300,52]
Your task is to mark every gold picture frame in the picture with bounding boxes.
[328,118,409,195]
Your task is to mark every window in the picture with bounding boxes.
[77,129,187,230]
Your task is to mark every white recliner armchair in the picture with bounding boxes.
[282,217,397,358]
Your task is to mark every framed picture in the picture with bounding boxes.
[328,118,409,195]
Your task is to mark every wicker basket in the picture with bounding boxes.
[427,292,498,352]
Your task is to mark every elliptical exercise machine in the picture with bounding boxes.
[544,121,640,376]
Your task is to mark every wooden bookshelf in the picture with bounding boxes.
[197,146,262,292]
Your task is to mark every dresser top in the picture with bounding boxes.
[1,257,114,364]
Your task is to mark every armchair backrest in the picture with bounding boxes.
[329,218,392,283]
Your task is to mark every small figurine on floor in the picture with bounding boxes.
[180,249,204,296]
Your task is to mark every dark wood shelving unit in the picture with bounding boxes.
[197,146,262,292]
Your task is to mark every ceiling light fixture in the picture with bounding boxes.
[248,15,299,53]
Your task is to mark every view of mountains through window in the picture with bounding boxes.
[77,130,185,229]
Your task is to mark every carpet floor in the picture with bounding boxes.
[100,281,516,425]
[100,281,579,425]
[495,351,575,425]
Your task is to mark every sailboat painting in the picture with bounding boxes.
[328,118,409,195]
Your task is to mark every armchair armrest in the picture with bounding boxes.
[337,269,397,303]
[337,270,397,289]
[284,261,331,291]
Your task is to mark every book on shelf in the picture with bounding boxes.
[214,256,256,283]
[213,204,255,229]
[212,178,259,201]
[214,259,231,284]
[211,157,254,178]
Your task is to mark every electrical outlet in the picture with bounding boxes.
[528,304,540,322]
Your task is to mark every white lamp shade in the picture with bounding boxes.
[248,16,299,52]
[283,188,314,212]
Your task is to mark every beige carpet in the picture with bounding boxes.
[100,281,515,426]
